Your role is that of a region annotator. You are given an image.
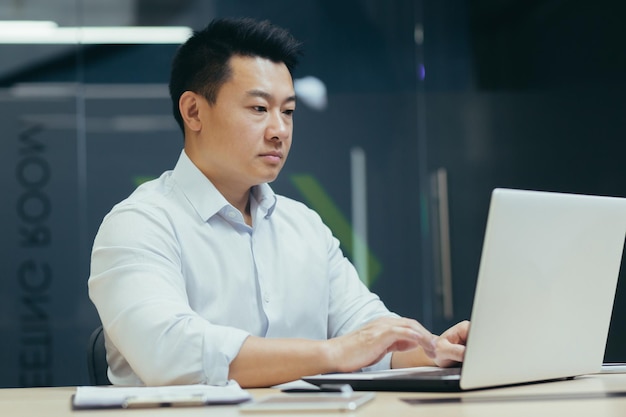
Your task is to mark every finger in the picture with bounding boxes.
[387,318,438,357]
[434,338,466,366]
[388,324,426,347]
[408,333,435,358]
[375,317,432,340]
[442,340,465,362]
[401,318,435,342]
[444,320,470,344]
[367,317,438,358]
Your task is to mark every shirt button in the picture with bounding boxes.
[227,210,237,218]
[263,293,270,303]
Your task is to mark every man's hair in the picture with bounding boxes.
[169,17,303,133]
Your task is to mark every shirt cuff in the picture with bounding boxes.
[202,326,250,385]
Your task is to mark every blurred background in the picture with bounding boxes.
[1,0,625,387]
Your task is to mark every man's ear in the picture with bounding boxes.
[179,91,203,132]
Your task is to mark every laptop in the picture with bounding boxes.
[304,188,626,392]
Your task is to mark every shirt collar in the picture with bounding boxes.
[171,150,277,221]
[251,183,277,218]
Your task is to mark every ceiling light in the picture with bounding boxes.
[0,20,192,44]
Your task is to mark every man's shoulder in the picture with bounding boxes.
[91,173,184,261]
[105,171,178,220]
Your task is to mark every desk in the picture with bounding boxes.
[2,374,626,417]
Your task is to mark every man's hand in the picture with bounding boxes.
[230,318,470,387]
[390,319,470,369]
[326,316,436,373]
[431,320,470,368]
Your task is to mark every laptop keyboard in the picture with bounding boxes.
[380,367,462,380]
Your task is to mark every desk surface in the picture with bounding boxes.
[3,373,626,417]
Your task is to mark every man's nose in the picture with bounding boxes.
[266,111,290,141]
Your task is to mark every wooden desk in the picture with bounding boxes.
[2,374,626,417]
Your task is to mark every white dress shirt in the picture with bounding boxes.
[88,150,394,386]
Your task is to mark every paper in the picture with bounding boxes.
[72,381,251,409]
[272,380,320,390]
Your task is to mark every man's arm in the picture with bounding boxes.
[229,316,436,387]
[90,205,252,386]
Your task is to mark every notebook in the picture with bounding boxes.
[305,188,626,392]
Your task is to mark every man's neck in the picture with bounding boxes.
[183,147,254,226]
[219,184,254,227]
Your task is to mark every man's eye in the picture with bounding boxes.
[253,106,267,112]
[283,109,295,116]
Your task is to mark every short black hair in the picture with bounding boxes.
[169,17,303,133]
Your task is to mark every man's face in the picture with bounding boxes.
[190,55,296,195]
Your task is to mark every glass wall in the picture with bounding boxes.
[0,0,427,387]
[421,1,626,352]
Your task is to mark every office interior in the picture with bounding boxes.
[0,0,625,388]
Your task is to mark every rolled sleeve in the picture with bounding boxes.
[202,328,250,385]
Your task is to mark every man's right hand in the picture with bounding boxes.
[325,316,436,372]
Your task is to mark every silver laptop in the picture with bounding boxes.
[305,188,626,391]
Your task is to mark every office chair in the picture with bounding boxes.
[87,325,111,385]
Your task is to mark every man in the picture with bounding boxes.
[88,17,468,388]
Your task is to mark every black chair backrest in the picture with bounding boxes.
[87,325,111,385]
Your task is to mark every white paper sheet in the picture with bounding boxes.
[72,381,251,409]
